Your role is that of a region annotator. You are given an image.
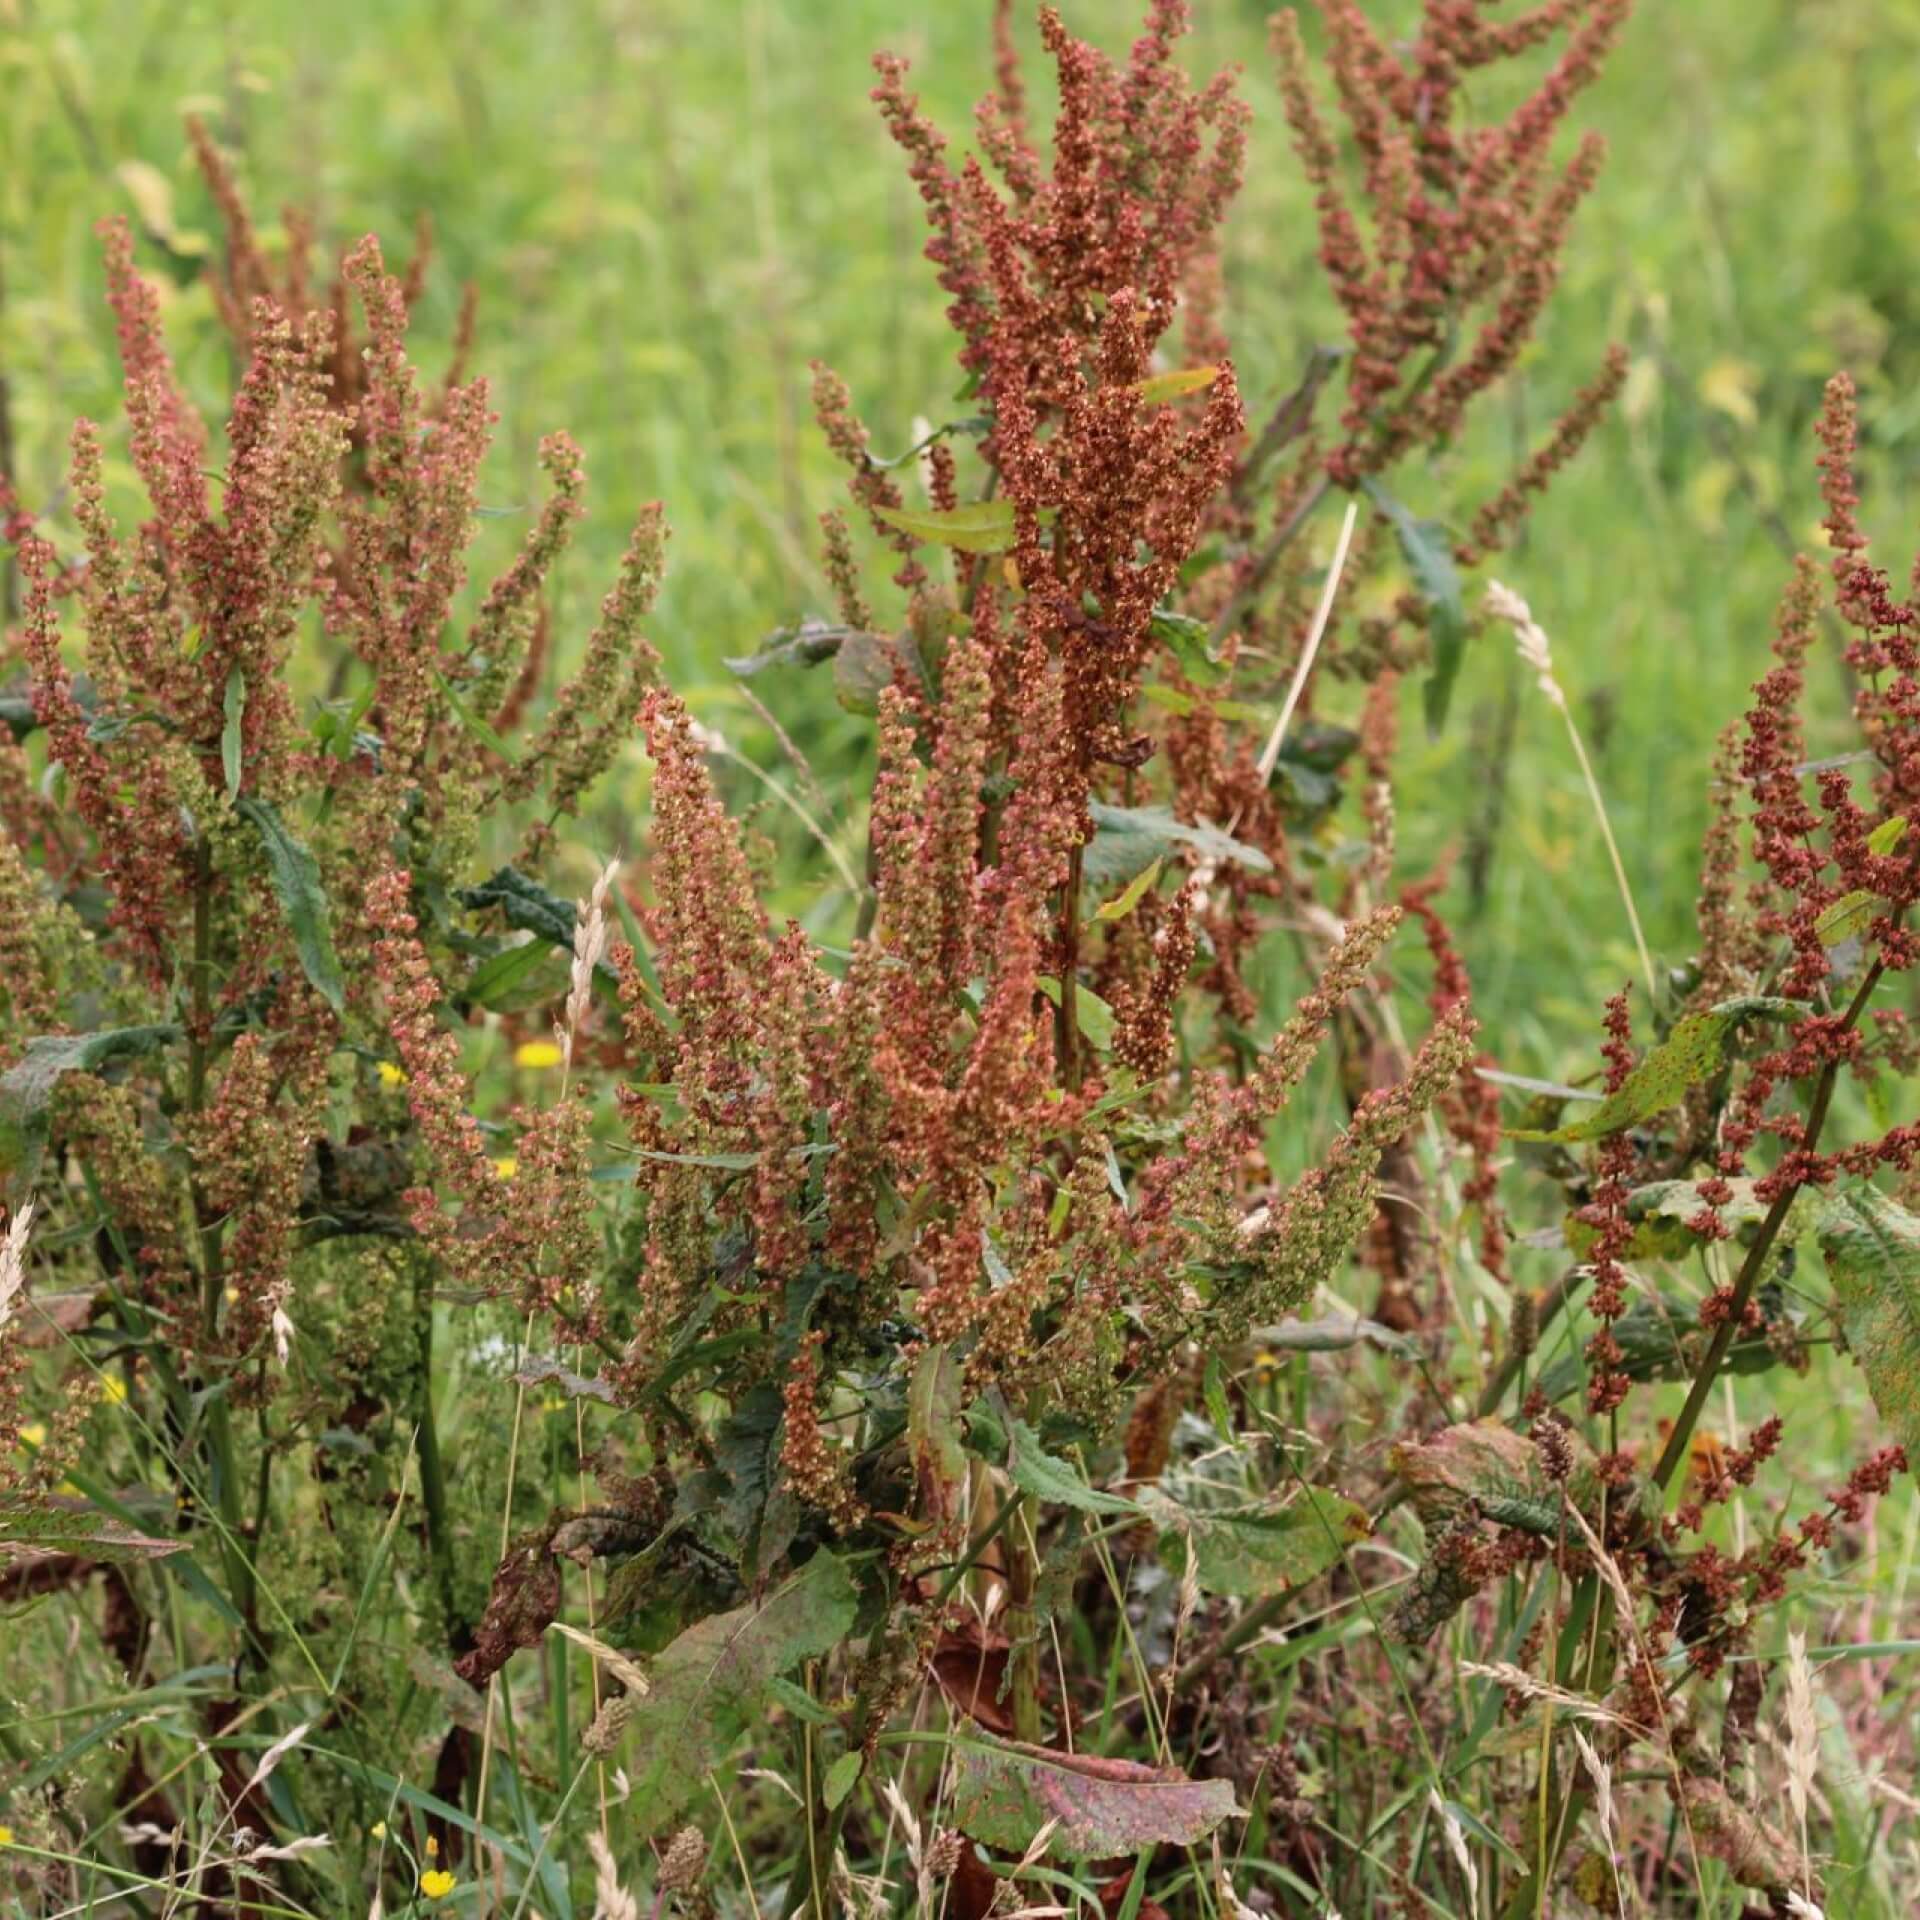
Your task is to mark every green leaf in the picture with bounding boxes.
[463,937,565,1012]
[435,670,517,763]
[629,1147,765,1172]
[873,499,1016,554]
[1081,802,1273,893]
[1868,815,1909,856]
[832,629,921,717]
[1508,997,1801,1145]
[764,1675,837,1725]
[1149,607,1229,688]
[0,1025,181,1197]
[724,618,860,677]
[1134,365,1220,404]
[458,867,620,992]
[621,1550,860,1833]
[305,1749,537,1868]
[1005,1413,1140,1517]
[950,1734,1240,1855]
[1816,1188,1920,1459]
[1534,1283,1783,1406]
[1361,479,1467,735]
[712,1383,800,1581]
[1034,976,1116,1053]
[1815,889,1883,947]
[221,666,245,800]
[459,866,579,948]
[235,797,346,1017]
[1153,1488,1370,1599]
[823,1750,863,1810]
[0,1495,187,1566]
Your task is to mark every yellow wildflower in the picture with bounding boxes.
[513,1039,563,1070]
[376,1061,409,1089]
[370,1821,387,1840]
[98,1373,128,1406]
[419,1869,456,1900]
[18,1423,45,1449]
[0,1824,14,1847]
[492,1156,518,1181]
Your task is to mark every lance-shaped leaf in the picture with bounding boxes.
[222,666,245,798]
[458,867,620,992]
[874,500,1016,554]
[1081,802,1273,892]
[1816,1187,1920,1459]
[951,1735,1240,1855]
[1534,1286,1782,1407]
[435,670,518,763]
[1361,479,1466,735]
[1093,858,1163,925]
[1034,976,1117,1053]
[1151,1487,1369,1599]
[1868,814,1908,856]
[1508,998,1801,1145]
[1815,888,1882,947]
[1005,1413,1140,1517]
[621,1549,858,1833]
[1134,365,1220,404]
[1149,610,1228,688]
[0,1496,186,1566]
[236,798,346,1017]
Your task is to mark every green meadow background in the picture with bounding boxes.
[6,0,1920,1071]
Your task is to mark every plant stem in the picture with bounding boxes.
[184,833,255,1638]
[775,1623,897,1920]
[1058,839,1085,1094]
[933,1489,1025,1607]
[1650,957,1882,1493]
[1208,472,1333,651]
[413,1255,460,1637]
[1004,1495,1045,1743]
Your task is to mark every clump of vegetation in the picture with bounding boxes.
[1,6,1916,1919]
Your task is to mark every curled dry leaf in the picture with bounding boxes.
[452,1521,562,1685]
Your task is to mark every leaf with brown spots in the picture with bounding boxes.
[621,1548,858,1834]
[951,1734,1240,1856]
[0,1496,185,1567]
[1675,1776,1819,1901]
[1389,1420,1569,1537]
[1508,997,1800,1144]
[1153,1487,1370,1599]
